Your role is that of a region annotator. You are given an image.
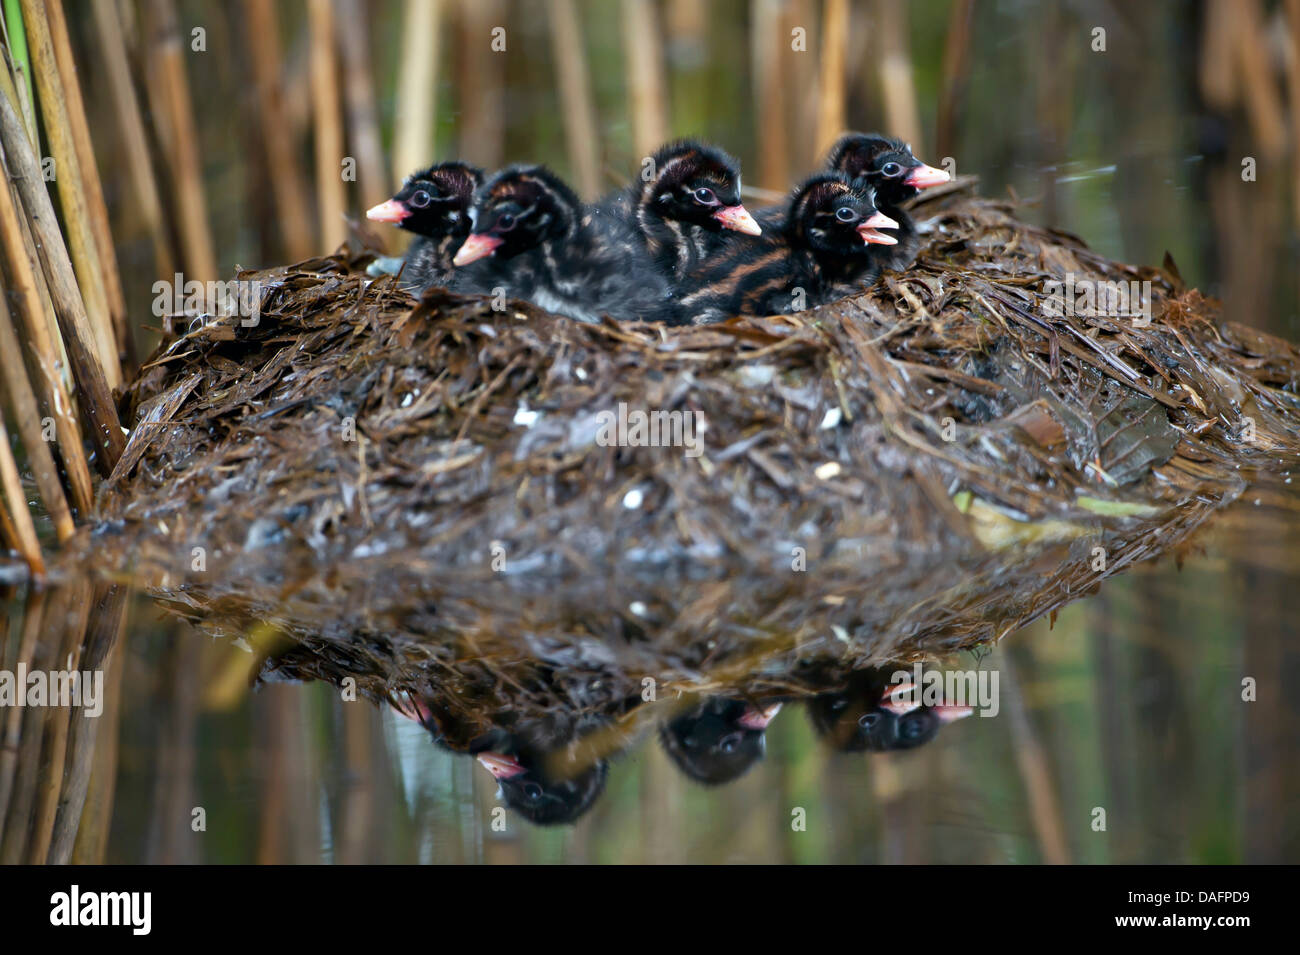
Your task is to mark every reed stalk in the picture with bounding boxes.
[0,416,42,574]
[392,0,440,191]
[242,0,315,261]
[0,0,37,145]
[44,0,132,368]
[333,0,386,210]
[875,0,921,154]
[936,0,973,160]
[49,582,127,863]
[90,0,176,278]
[622,0,669,160]
[1287,0,1300,230]
[0,91,125,477]
[18,0,120,388]
[0,189,77,542]
[458,0,505,169]
[26,577,91,864]
[752,0,790,192]
[309,0,345,251]
[547,0,601,197]
[144,0,218,281]
[814,0,848,156]
[0,587,44,852]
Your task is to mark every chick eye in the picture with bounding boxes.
[900,716,926,740]
[497,212,516,231]
[719,732,743,754]
[835,207,857,222]
[410,190,432,208]
[522,782,543,800]
[880,162,904,178]
[693,187,718,205]
[858,712,880,728]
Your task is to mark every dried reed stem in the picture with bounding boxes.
[18,0,120,387]
[458,0,505,169]
[333,0,387,209]
[875,0,921,153]
[309,0,345,251]
[0,176,78,540]
[392,0,440,189]
[0,90,125,477]
[548,0,601,197]
[145,0,218,280]
[622,0,669,160]
[44,0,132,367]
[0,587,44,844]
[0,416,42,573]
[90,0,176,278]
[752,0,791,192]
[242,0,315,261]
[26,577,91,864]
[814,0,848,156]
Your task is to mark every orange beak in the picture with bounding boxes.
[904,163,950,189]
[713,204,762,236]
[453,233,503,266]
[366,198,410,224]
[857,210,900,245]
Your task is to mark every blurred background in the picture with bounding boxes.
[0,0,1298,862]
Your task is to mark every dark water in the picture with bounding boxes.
[2,0,1296,863]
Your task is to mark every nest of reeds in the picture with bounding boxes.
[83,184,1300,721]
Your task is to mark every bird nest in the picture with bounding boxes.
[83,185,1300,721]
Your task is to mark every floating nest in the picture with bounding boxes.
[78,183,1300,731]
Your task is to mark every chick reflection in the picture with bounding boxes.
[392,693,612,826]
[659,698,783,785]
[808,668,973,752]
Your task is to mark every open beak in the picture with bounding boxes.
[904,163,950,189]
[476,752,526,780]
[857,210,900,245]
[932,704,976,723]
[880,681,922,715]
[365,198,411,224]
[391,692,433,726]
[453,233,503,266]
[713,204,762,236]
[737,702,783,731]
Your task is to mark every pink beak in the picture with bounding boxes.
[904,162,950,189]
[453,233,503,266]
[713,204,762,236]
[857,210,900,245]
[737,703,783,731]
[476,752,526,780]
[391,692,433,725]
[366,198,411,224]
[932,705,975,723]
[880,681,921,715]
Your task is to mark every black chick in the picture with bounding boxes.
[807,669,972,753]
[658,698,783,785]
[474,746,608,827]
[366,161,484,289]
[452,164,675,324]
[391,691,609,825]
[601,139,762,281]
[675,172,898,323]
[822,133,949,271]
